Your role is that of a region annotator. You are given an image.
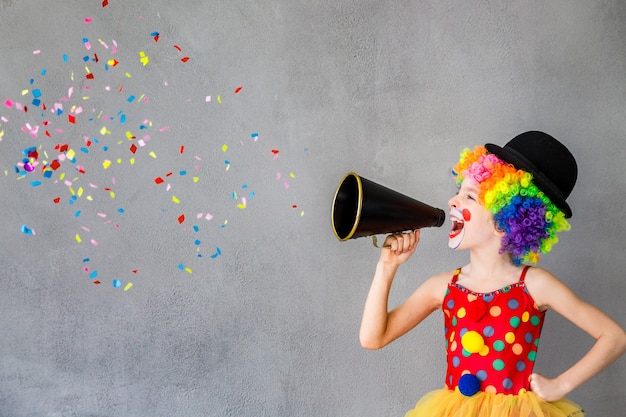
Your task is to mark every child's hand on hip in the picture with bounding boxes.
[529,373,567,402]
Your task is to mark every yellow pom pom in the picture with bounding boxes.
[461,330,485,354]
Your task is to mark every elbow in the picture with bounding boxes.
[359,334,385,350]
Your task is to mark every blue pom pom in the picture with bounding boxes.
[458,374,481,396]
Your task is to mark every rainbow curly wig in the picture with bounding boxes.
[452,146,570,265]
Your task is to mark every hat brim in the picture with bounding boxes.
[485,143,572,218]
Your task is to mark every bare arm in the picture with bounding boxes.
[359,230,449,349]
[525,268,626,401]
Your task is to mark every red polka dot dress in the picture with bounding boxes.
[404,266,585,417]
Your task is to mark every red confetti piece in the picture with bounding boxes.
[86,73,94,80]
[165,172,173,177]
[179,145,185,154]
[173,45,182,51]
[68,115,76,124]
[178,214,185,224]
[50,160,60,170]
[102,0,108,7]
[271,149,279,155]
[234,86,243,94]
[94,280,101,285]
[53,197,61,204]
[129,143,137,154]
[181,56,190,63]
[154,176,164,184]
[132,269,138,274]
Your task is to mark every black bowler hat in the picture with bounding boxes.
[485,131,577,218]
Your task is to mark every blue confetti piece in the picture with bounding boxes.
[83,55,90,62]
[127,95,135,102]
[179,170,187,176]
[150,31,159,36]
[30,180,42,187]
[21,225,34,235]
[120,114,126,124]
[193,225,199,232]
[63,54,68,62]
[83,258,90,262]
[177,264,185,270]
[89,270,98,279]
[32,98,41,107]
[117,208,125,213]
[22,146,37,155]
[43,170,52,178]
[80,147,89,153]
[112,279,122,288]
[32,89,42,98]
[41,69,47,76]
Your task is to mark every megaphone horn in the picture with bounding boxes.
[331,172,445,244]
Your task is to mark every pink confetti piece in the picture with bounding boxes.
[84,18,93,24]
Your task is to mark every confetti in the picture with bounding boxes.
[21,225,35,235]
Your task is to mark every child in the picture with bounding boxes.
[359,131,626,416]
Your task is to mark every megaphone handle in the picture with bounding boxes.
[371,236,391,249]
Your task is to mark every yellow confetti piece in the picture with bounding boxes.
[300,211,305,217]
[103,160,111,169]
[116,158,122,164]
[59,172,65,180]
[66,149,76,160]
[77,187,84,197]
[193,177,199,183]
[69,187,76,196]
[109,191,115,199]
[85,66,91,74]
[100,126,111,135]
[290,172,296,178]
[0,130,4,138]
[107,59,117,66]
[149,151,157,158]
[71,72,74,81]
[172,196,180,204]
[124,283,133,291]
[139,51,149,66]
[21,89,29,96]
[125,72,131,78]
[237,204,246,209]
[221,144,228,152]
[86,196,93,201]
[125,131,134,139]
[82,96,89,100]
[129,158,135,165]
[217,95,222,103]
[185,267,193,274]
[75,234,82,243]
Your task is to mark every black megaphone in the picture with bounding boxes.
[331,172,445,243]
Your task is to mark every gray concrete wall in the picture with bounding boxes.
[0,1,624,416]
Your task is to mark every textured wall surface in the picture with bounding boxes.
[1,1,624,416]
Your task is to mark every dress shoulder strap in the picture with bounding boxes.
[519,265,531,284]
[451,268,462,284]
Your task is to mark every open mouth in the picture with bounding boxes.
[448,209,465,249]
[449,215,465,238]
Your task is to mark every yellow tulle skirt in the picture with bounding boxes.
[404,388,584,417]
